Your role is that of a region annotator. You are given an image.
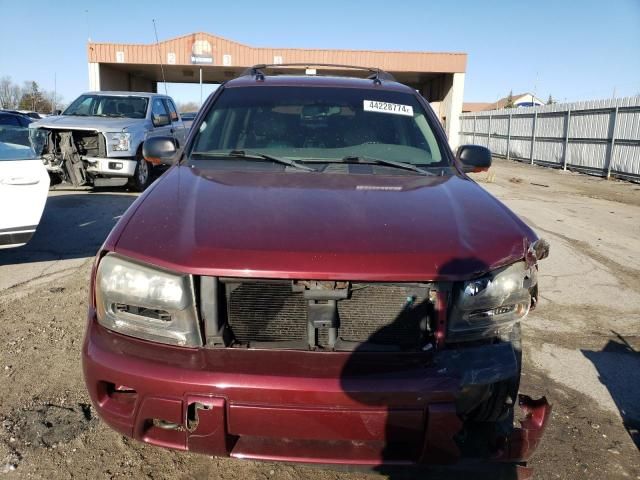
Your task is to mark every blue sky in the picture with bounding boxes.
[1,0,638,106]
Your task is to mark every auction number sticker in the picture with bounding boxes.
[364,100,413,116]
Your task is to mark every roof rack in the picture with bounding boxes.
[240,63,397,83]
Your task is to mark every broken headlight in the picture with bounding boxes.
[95,254,202,347]
[106,132,131,152]
[447,261,536,342]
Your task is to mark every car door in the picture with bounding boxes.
[0,127,50,248]
[164,98,187,146]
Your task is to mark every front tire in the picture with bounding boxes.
[127,154,151,192]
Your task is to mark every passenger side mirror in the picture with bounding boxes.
[456,145,492,173]
[54,109,62,116]
[153,114,170,127]
[143,136,177,165]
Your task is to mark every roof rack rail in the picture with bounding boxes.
[240,63,397,82]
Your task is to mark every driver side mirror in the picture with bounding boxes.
[143,136,177,165]
[153,114,170,127]
[456,145,492,173]
[54,109,62,116]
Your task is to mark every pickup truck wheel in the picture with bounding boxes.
[127,155,150,192]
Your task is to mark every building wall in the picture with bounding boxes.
[88,33,467,73]
[422,73,465,148]
[514,93,544,107]
[89,64,156,92]
[99,65,130,91]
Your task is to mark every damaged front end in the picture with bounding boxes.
[84,249,551,469]
[36,128,136,187]
[38,129,107,186]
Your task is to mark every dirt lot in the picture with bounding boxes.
[0,160,638,479]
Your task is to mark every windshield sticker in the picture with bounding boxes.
[364,100,413,117]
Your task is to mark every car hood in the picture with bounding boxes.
[30,115,142,132]
[113,166,538,281]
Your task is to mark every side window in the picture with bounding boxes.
[151,98,170,127]
[0,114,20,126]
[74,96,94,116]
[164,99,180,123]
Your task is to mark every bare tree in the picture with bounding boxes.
[176,101,200,113]
[0,76,22,109]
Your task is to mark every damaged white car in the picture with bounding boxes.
[0,124,49,249]
[30,92,186,191]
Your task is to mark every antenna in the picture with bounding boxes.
[152,19,168,95]
[85,10,90,42]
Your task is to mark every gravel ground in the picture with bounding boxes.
[0,160,638,479]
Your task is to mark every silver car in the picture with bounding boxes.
[30,92,186,191]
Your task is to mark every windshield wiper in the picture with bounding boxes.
[302,155,431,175]
[191,150,316,172]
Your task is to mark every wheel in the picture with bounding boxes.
[467,324,522,423]
[127,154,151,192]
[48,172,62,187]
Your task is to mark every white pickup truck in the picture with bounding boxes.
[30,91,186,191]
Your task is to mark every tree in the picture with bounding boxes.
[504,90,515,109]
[18,81,53,113]
[546,94,555,105]
[176,101,199,113]
[0,76,22,109]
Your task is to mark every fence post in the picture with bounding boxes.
[530,111,537,165]
[606,106,619,179]
[472,115,477,144]
[562,109,571,170]
[506,113,512,160]
[488,113,492,150]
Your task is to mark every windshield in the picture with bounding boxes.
[190,86,446,169]
[0,125,46,161]
[63,94,148,119]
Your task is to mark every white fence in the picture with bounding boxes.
[458,96,640,181]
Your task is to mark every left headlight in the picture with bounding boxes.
[106,132,131,152]
[447,261,536,342]
[95,254,202,347]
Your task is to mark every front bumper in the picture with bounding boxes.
[84,157,137,177]
[82,314,550,466]
[44,157,136,177]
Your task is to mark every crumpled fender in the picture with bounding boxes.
[494,395,552,462]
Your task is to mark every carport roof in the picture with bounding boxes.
[88,32,467,74]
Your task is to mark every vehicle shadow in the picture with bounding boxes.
[0,190,137,266]
[339,257,526,479]
[582,331,640,448]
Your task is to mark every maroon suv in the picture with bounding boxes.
[82,65,550,471]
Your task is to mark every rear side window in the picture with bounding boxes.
[165,99,180,122]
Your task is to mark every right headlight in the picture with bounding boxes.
[95,254,202,347]
[447,261,536,342]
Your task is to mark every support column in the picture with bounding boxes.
[88,62,100,91]
[440,73,465,149]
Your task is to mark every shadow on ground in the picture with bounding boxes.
[0,190,137,266]
[582,331,640,448]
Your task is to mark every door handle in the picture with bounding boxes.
[170,128,175,134]
[1,176,40,186]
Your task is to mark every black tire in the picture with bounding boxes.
[467,324,523,423]
[48,172,63,187]
[126,153,151,192]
